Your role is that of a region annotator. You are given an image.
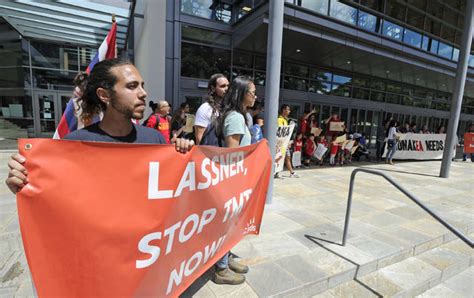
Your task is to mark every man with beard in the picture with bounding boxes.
[194,73,229,144]
[6,58,193,193]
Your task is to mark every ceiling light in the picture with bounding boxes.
[385,70,390,74]
[296,49,301,53]
[242,6,252,12]
[346,61,351,64]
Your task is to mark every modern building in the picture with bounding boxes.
[1,0,473,148]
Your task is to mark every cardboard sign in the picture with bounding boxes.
[310,127,322,136]
[292,151,302,167]
[350,145,359,155]
[343,140,355,150]
[335,134,347,144]
[183,114,195,133]
[314,144,328,160]
[329,121,345,132]
[275,123,295,173]
[464,133,474,153]
[16,139,272,297]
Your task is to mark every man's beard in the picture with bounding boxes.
[110,94,143,119]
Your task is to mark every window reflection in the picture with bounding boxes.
[300,0,329,15]
[330,1,357,25]
[358,10,378,32]
[181,0,231,23]
[181,43,231,79]
[438,42,453,59]
[403,28,422,48]
[382,20,403,40]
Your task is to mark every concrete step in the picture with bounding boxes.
[312,237,473,297]
[416,266,474,297]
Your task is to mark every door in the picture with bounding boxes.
[34,92,71,137]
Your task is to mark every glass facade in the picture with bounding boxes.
[0,18,97,138]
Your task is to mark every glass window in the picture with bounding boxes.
[310,68,332,81]
[330,1,357,25]
[370,80,386,90]
[370,91,385,102]
[0,67,26,88]
[231,67,253,79]
[421,36,429,51]
[32,69,76,91]
[353,77,368,87]
[182,25,231,47]
[255,55,266,70]
[300,0,329,15]
[438,42,453,59]
[331,84,351,97]
[382,20,403,41]
[403,28,422,48]
[452,48,459,62]
[385,0,406,21]
[360,0,382,11]
[284,76,307,91]
[233,51,253,68]
[386,93,400,104]
[254,71,265,86]
[0,40,23,67]
[352,87,369,99]
[314,82,331,95]
[429,39,439,54]
[441,26,456,44]
[358,10,378,32]
[30,42,78,71]
[181,0,231,23]
[79,47,97,71]
[469,54,474,68]
[181,43,231,79]
[285,63,308,77]
[332,74,352,84]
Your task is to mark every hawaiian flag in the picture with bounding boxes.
[53,21,117,139]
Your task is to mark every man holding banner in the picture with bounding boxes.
[276,104,298,178]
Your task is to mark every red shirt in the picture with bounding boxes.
[330,141,339,155]
[146,114,170,144]
[318,139,328,147]
[300,119,318,135]
[294,139,303,152]
[305,139,316,156]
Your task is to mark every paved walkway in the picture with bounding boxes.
[0,150,472,297]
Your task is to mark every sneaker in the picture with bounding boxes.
[229,256,249,274]
[274,172,285,179]
[289,172,299,178]
[213,268,245,285]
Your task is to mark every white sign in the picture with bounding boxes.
[314,144,328,160]
[382,133,454,160]
[275,123,295,173]
[292,151,302,167]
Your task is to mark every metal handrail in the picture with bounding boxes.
[342,168,473,248]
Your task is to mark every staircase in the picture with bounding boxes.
[0,119,28,139]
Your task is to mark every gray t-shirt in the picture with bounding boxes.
[223,111,251,147]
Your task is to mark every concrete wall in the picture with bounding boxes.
[134,0,167,119]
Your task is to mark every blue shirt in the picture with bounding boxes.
[223,111,251,147]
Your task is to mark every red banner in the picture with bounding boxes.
[464,133,474,153]
[16,139,272,297]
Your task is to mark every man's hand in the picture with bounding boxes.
[174,134,194,154]
[6,154,28,194]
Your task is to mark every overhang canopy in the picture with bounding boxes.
[0,0,131,48]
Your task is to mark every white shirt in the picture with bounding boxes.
[194,102,218,128]
[387,127,397,140]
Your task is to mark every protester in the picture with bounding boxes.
[170,107,187,140]
[400,122,411,133]
[410,122,417,133]
[145,100,171,144]
[421,125,430,134]
[277,104,299,178]
[194,73,229,144]
[437,125,446,134]
[215,76,256,285]
[6,58,193,194]
[300,107,318,136]
[303,134,316,167]
[329,134,339,166]
[386,120,399,165]
[250,112,264,144]
[323,113,343,139]
[316,134,328,166]
[462,123,474,162]
[293,132,303,167]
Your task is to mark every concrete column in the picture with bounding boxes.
[263,0,284,203]
[440,0,473,178]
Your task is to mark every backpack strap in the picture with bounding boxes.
[154,114,160,130]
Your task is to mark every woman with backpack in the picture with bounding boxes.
[145,100,171,143]
[211,76,256,285]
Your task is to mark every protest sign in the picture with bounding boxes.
[343,140,355,151]
[329,121,345,132]
[382,133,454,159]
[335,134,347,144]
[314,144,328,160]
[275,123,295,173]
[350,145,359,155]
[183,114,195,133]
[292,151,302,167]
[16,139,272,297]
[310,127,322,136]
[464,133,474,154]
